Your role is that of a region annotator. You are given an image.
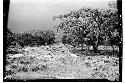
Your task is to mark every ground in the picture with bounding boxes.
[5,43,119,81]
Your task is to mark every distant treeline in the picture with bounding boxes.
[7,28,55,47]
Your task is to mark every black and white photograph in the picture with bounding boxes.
[3,0,122,82]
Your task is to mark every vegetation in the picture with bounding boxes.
[7,28,55,48]
[5,43,119,81]
[53,1,119,53]
[6,28,16,47]
[5,1,120,81]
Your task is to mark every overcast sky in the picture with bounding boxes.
[8,0,116,34]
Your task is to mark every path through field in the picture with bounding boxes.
[5,43,119,81]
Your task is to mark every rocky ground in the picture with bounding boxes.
[5,43,119,81]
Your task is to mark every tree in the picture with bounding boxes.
[108,1,120,50]
[53,2,118,53]
[16,29,56,47]
[62,34,73,45]
[15,33,34,47]
[42,30,55,45]
[7,27,16,47]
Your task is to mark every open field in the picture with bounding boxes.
[5,43,119,81]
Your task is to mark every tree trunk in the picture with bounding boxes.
[92,39,99,53]
[93,44,98,53]
[112,45,114,55]
[93,33,99,53]
[81,44,84,51]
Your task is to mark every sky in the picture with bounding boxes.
[8,0,116,35]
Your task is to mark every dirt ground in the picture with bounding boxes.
[5,43,119,81]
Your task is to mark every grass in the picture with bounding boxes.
[72,48,119,57]
[5,44,119,81]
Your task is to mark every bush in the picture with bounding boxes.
[6,28,56,48]
[15,30,55,47]
[6,28,17,47]
[62,35,72,45]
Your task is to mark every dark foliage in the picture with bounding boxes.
[15,30,55,47]
[62,35,72,44]
[6,27,56,48]
[53,1,119,53]
[6,28,16,47]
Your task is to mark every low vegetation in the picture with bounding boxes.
[5,43,119,81]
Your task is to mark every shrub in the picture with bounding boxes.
[15,30,55,47]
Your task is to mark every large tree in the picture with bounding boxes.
[53,1,119,53]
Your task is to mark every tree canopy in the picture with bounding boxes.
[53,1,119,52]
